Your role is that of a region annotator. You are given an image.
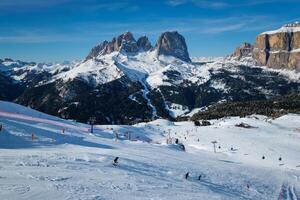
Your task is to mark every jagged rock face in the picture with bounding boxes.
[86,41,113,59]
[253,23,300,71]
[156,31,191,62]
[291,32,300,49]
[116,32,139,53]
[86,32,139,59]
[87,31,190,62]
[137,36,152,51]
[232,43,253,59]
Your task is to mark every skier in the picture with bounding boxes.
[198,175,202,181]
[179,144,186,151]
[175,138,179,144]
[185,172,189,179]
[262,155,265,160]
[0,124,2,132]
[113,157,119,166]
[32,133,35,141]
[218,145,221,149]
[279,157,282,161]
[247,184,250,190]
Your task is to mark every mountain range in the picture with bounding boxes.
[1,23,300,124]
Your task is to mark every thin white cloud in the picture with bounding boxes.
[201,23,246,33]
[0,15,288,44]
[166,0,299,8]
[167,0,228,8]
[0,0,139,12]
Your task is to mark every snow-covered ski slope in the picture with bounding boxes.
[0,101,300,200]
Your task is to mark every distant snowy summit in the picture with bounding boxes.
[260,21,300,35]
[283,21,300,27]
[86,31,191,62]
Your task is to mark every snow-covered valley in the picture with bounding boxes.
[0,101,299,200]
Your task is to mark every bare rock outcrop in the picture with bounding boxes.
[253,22,300,71]
[231,42,253,59]
[137,36,152,51]
[156,31,191,62]
[86,31,191,62]
[86,32,139,59]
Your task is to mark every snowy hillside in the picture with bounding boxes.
[0,101,300,199]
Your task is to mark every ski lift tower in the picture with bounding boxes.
[211,140,218,153]
[89,116,96,133]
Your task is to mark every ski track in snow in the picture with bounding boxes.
[0,111,89,132]
[278,183,299,200]
[0,101,300,200]
[140,78,157,118]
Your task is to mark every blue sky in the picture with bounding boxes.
[0,0,299,62]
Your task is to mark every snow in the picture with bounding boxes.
[52,54,123,86]
[184,107,208,117]
[3,50,299,100]
[210,80,228,92]
[268,49,300,53]
[167,103,189,118]
[227,55,300,82]
[291,48,300,53]
[0,101,300,199]
[261,23,300,35]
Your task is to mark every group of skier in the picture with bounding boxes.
[184,172,203,181]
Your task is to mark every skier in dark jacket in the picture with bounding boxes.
[198,175,202,180]
[185,172,189,179]
[0,124,2,132]
[113,157,119,166]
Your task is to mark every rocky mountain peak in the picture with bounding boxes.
[137,36,152,51]
[119,31,135,40]
[231,42,253,59]
[253,22,300,71]
[86,31,191,62]
[156,31,191,62]
[86,32,139,59]
[116,32,139,53]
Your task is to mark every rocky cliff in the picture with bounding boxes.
[253,22,300,71]
[156,31,191,62]
[86,31,191,62]
[231,43,253,59]
[86,32,141,59]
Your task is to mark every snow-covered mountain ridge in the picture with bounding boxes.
[1,30,300,124]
